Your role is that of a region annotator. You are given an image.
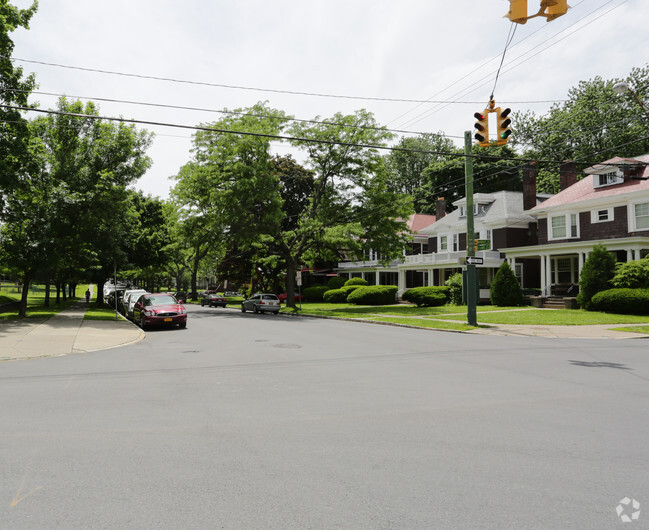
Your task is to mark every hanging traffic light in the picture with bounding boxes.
[506,0,528,24]
[496,107,512,145]
[542,0,569,21]
[474,111,489,147]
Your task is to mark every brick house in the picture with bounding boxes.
[502,155,649,296]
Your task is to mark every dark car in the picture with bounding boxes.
[133,293,187,330]
[173,291,187,303]
[201,292,227,307]
[241,293,281,315]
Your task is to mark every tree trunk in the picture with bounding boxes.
[44,281,51,307]
[96,280,105,306]
[18,271,32,318]
[55,282,61,304]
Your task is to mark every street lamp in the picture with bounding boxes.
[613,81,649,121]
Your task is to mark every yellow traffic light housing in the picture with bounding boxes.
[496,107,512,146]
[542,0,568,21]
[474,111,489,147]
[506,0,528,24]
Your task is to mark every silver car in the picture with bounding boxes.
[240,294,280,314]
[122,289,148,320]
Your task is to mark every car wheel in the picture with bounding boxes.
[273,311,279,315]
[253,305,259,314]
[139,314,147,330]
[241,304,246,313]
[179,322,186,329]
[201,300,205,306]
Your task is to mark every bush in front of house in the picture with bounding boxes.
[303,285,329,302]
[490,262,524,306]
[589,288,649,315]
[347,285,399,305]
[445,273,463,305]
[344,277,369,286]
[611,257,649,289]
[327,276,347,290]
[323,288,348,303]
[577,244,617,309]
[340,285,362,295]
[402,286,450,307]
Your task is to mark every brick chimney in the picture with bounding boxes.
[559,161,578,191]
[435,198,446,219]
[523,164,537,211]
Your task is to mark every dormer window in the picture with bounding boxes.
[594,169,623,188]
[459,204,486,217]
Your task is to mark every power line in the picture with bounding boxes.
[3,55,565,107]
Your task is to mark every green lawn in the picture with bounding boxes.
[0,284,89,320]
[609,325,649,334]
[287,302,649,327]
[83,303,127,321]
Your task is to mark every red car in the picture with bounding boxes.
[133,293,187,330]
[277,292,305,303]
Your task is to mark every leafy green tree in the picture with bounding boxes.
[384,133,455,213]
[0,0,38,213]
[281,110,414,307]
[490,262,524,306]
[512,66,649,193]
[611,257,649,289]
[577,244,617,310]
[422,145,523,211]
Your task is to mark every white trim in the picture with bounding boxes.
[590,207,614,224]
[629,200,649,232]
[549,213,579,240]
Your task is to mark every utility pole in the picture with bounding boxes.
[464,131,478,326]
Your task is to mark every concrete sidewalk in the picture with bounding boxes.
[0,301,144,361]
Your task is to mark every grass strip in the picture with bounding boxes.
[438,309,649,326]
[369,316,479,331]
[608,325,649,334]
[84,304,127,321]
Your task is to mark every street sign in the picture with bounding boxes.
[474,239,490,251]
[296,271,302,286]
[466,256,484,265]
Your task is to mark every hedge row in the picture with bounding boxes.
[402,286,450,307]
[347,285,398,305]
[589,288,649,315]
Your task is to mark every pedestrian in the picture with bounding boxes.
[85,289,91,304]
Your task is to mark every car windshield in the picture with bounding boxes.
[143,295,178,307]
[262,295,278,300]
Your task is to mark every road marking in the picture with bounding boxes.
[10,473,42,507]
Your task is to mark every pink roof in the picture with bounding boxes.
[407,213,436,233]
[531,154,649,211]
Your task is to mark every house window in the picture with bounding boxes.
[591,208,613,224]
[440,236,448,251]
[635,202,649,230]
[594,170,623,188]
[452,234,459,251]
[550,214,578,240]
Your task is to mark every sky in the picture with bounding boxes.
[9,0,649,200]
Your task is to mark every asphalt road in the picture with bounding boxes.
[1,304,648,529]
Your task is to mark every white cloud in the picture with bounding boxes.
[9,0,648,199]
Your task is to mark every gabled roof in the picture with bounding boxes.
[407,213,436,233]
[530,154,649,212]
[421,191,537,234]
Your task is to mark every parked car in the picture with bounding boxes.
[277,292,305,303]
[201,292,227,307]
[240,293,281,314]
[173,291,187,303]
[133,293,187,330]
[122,289,148,320]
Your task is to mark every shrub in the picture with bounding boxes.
[303,285,329,302]
[577,244,617,309]
[445,273,463,305]
[402,286,450,307]
[340,285,362,295]
[327,276,347,290]
[490,262,524,306]
[344,277,369,286]
[611,257,649,289]
[323,288,348,303]
[590,288,649,315]
[347,285,398,305]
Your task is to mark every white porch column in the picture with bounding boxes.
[398,270,406,293]
[578,252,584,274]
[627,250,633,262]
[540,254,547,295]
[361,272,365,281]
[428,269,434,286]
[375,271,380,285]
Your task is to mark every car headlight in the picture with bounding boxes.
[178,308,185,314]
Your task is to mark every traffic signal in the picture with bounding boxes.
[541,0,568,21]
[506,0,528,24]
[474,111,489,147]
[496,107,512,145]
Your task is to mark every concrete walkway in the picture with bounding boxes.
[0,301,144,361]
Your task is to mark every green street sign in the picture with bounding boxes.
[474,239,490,251]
